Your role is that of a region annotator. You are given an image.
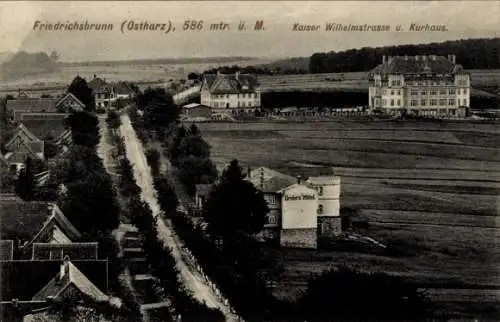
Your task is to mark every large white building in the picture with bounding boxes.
[369,54,470,117]
[200,72,261,114]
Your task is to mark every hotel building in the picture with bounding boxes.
[369,54,470,117]
[200,72,261,114]
[195,167,342,249]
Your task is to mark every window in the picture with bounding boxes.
[463,98,467,106]
[448,99,456,105]
[463,89,468,95]
[421,91,426,95]
[449,89,456,95]
[390,90,394,95]
[430,90,437,95]
[390,99,394,106]
[421,99,427,106]
[410,100,418,106]
[411,91,418,96]
[317,205,324,214]
[267,195,276,205]
[430,99,437,106]
[382,89,387,95]
[268,215,276,224]
[439,99,446,106]
[397,90,401,95]
[318,187,323,196]
[397,99,401,106]
[382,99,387,106]
[439,90,446,95]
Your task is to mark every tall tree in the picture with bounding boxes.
[297,266,432,321]
[15,157,36,200]
[65,111,100,149]
[68,76,94,111]
[204,159,268,236]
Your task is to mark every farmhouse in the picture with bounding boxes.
[1,257,110,322]
[0,197,98,260]
[195,166,342,249]
[2,124,45,173]
[369,54,470,117]
[200,71,261,114]
[89,76,135,110]
[6,93,84,121]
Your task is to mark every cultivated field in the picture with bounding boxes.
[197,120,500,317]
[258,70,500,97]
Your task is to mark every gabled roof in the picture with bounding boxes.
[55,92,85,110]
[32,242,99,260]
[1,259,109,302]
[113,81,134,95]
[370,55,459,76]
[203,73,259,94]
[246,166,297,193]
[0,201,80,244]
[17,118,69,142]
[5,123,42,147]
[6,98,58,113]
[87,77,107,92]
[32,257,109,302]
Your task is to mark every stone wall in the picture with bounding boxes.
[318,216,342,238]
[280,228,317,249]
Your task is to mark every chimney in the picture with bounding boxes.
[93,74,96,79]
[235,71,240,80]
[247,166,251,178]
[297,175,302,184]
[382,55,386,64]
[450,54,456,64]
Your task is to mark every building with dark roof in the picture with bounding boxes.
[201,72,261,114]
[193,166,341,249]
[368,54,470,117]
[6,93,84,122]
[0,258,110,321]
[0,199,98,260]
[89,75,135,110]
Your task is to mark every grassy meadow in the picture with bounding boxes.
[196,120,500,316]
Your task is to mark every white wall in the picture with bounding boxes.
[281,185,318,229]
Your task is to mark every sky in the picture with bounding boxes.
[0,1,498,62]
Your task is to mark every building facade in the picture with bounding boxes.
[247,167,341,249]
[369,54,470,117]
[200,72,261,114]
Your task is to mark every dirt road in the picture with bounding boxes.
[120,114,239,321]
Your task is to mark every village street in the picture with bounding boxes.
[119,113,240,321]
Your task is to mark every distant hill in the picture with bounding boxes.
[0,51,60,80]
[60,56,257,67]
[309,38,500,73]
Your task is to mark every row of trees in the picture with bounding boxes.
[167,124,217,195]
[309,38,500,73]
[57,78,141,320]
[112,129,224,321]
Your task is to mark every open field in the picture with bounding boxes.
[197,120,500,316]
[258,70,500,97]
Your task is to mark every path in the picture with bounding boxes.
[120,114,239,321]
